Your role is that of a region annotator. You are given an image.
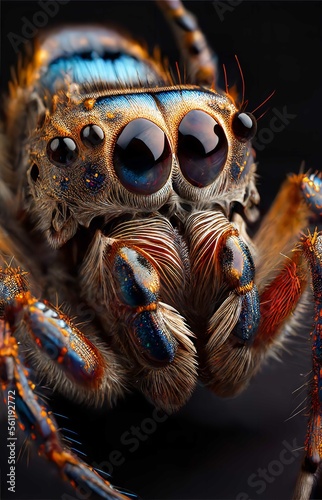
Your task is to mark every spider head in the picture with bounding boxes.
[28,87,258,248]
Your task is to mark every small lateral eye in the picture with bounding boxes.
[232,112,257,142]
[178,109,228,187]
[47,137,78,167]
[113,118,172,195]
[81,124,105,147]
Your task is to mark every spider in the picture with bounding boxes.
[3,0,320,500]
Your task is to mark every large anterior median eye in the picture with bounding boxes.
[113,118,172,195]
[178,110,228,187]
[47,137,78,167]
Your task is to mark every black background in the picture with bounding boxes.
[0,1,321,499]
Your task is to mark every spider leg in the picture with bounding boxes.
[156,0,218,86]
[0,322,132,500]
[254,173,319,286]
[251,171,321,363]
[293,230,322,500]
[0,265,134,498]
[0,266,126,406]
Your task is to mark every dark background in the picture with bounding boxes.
[0,1,321,499]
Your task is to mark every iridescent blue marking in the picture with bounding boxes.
[240,149,255,180]
[34,301,58,318]
[64,462,138,500]
[35,301,46,310]
[113,248,158,308]
[15,394,35,433]
[132,311,176,364]
[319,378,322,405]
[14,363,53,441]
[155,88,218,107]
[96,92,159,116]
[40,53,159,91]
[231,162,242,181]
[233,286,260,343]
[83,165,105,193]
[60,177,70,192]
[0,283,12,303]
[302,174,322,216]
[0,272,28,306]
[221,236,255,289]
[15,393,52,441]
[238,238,255,287]
[26,304,96,381]
[315,334,322,360]
[231,149,254,181]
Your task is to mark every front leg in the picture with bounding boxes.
[0,268,132,500]
[0,266,127,406]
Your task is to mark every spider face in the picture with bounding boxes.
[29,87,256,249]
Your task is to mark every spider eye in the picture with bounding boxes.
[177,110,228,187]
[81,124,105,147]
[113,118,172,195]
[47,137,78,167]
[232,112,257,142]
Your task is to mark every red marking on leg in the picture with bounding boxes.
[255,254,306,347]
[301,231,322,469]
